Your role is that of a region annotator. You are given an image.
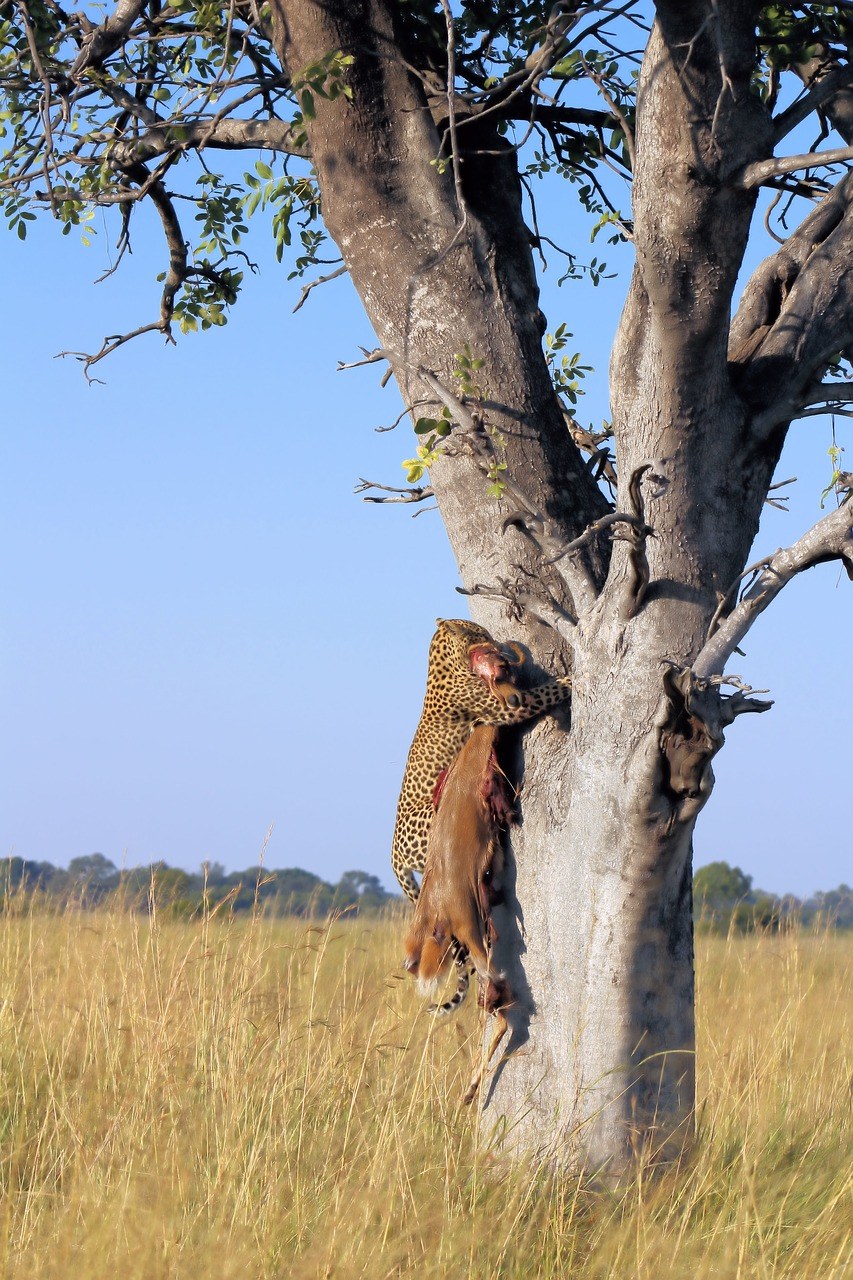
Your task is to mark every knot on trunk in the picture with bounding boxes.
[659,666,724,800]
[659,666,774,802]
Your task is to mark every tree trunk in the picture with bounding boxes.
[270,0,780,1174]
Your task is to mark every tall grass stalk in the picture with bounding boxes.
[0,899,848,1278]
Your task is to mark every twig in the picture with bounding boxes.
[705,553,774,642]
[292,263,346,313]
[337,346,393,373]
[580,53,635,171]
[708,0,735,150]
[764,474,797,510]
[55,156,190,377]
[375,402,432,433]
[437,0,467,230]
[457,575,576,638]
[15,0,58,213]
[538,508,647,564]
[354,479,435,505]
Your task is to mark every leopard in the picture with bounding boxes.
[392,618,572,1012]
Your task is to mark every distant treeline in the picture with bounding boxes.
[694,861,852,933]
[1,854,849,930]
[0,854,395,917]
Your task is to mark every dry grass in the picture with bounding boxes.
[0,902,848,1279]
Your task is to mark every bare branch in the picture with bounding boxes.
[54,156,203,377]
[292,263,346,313]
[336,347,392,373]
[694,498,853,679]
[763,475,797,510]
[789,47,853,146]
[14,0,59,213]
[354,479,434,505]
[773,63,853,145]
[579,54,635,171]
[508,103,616,132]
[794,407,853,421]
[734,143,853,191]
[457,576,576,640]
[730,174,853,430]
[622,461,653,619]
[437,0,467,228]
[374,402,432,434]
[532,509,639,561]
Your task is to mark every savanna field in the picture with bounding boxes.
[0,901,848,1279]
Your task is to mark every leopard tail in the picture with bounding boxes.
[427,938,472,1016]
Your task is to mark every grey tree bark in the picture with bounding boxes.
[269,0,853,1174]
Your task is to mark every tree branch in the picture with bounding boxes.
[56,156,196,377]
[354,479,434,505]
[730,173,853,428]
[801,381,853,407]
[70,0,148,81]
[292,263,346,312]
[457,575,576,640]
[109,116,309,168]
[773,62,853,145]
[789,47,853,146]
[734,143,853,191]
[694,498,853,679]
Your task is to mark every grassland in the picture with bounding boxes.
[0,903,848,1279]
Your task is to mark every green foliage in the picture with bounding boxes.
[546,323,592,407]
[0,0,645,358]
[819,438,846,507]
[0,2,354,351]
[758,3,852,69]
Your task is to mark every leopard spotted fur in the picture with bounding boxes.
[392,618,572,902]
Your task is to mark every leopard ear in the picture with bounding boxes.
[441,619,467,637]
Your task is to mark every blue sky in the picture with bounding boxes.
[1,169,850,899]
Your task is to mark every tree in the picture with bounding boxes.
[2,1,851,1173]
[335,870,391,910]
[68,852,120,885]
[694,860,754,910]
[806,882,853,928]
